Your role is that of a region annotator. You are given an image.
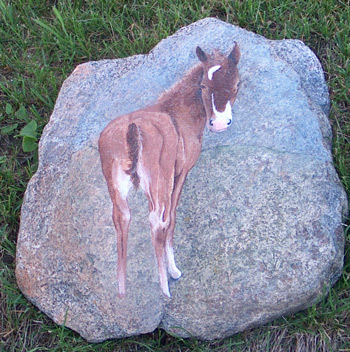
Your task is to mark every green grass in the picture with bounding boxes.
[1,0,349,351]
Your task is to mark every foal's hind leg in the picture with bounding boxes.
[145,170,175,297]
[138,116,179,297]
[109,161,132,297]
[149,205,170,297]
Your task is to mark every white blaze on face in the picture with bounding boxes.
[211,94,232,131]
[208,65,221,80]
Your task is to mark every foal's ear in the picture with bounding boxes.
[228,42,240,65]
[196,46,208,63]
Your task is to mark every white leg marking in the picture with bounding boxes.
[118,272,126,297]
[149,205,167,230]
[156,241,171,297]
[149,205,173,296]
[161,279,171,297]
[166,240,182,279]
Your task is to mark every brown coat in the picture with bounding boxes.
[98,44,241,297]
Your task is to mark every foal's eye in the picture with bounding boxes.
[200,84,207,90]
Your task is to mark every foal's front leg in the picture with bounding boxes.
[164,169,190,280]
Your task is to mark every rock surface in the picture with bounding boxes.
[16,18,347,342]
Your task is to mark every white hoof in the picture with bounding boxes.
[170,267,182,280]
[162,285,171,298]
[118,286,126,298]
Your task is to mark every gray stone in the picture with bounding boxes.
[16,18,347,342]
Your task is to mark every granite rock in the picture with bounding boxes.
[16,18,347,342]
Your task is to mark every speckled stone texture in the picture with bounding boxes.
[16,18,347,342]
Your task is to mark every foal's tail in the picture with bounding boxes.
[126,122,141,188]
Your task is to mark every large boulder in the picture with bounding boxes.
[16,18,347,342]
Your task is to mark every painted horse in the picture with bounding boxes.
[98,43,241,297]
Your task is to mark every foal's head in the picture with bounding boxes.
[196,43,240,132]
